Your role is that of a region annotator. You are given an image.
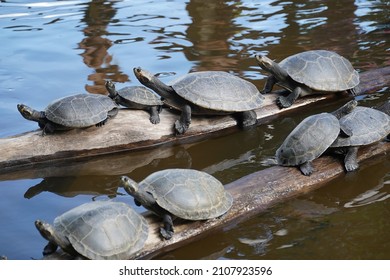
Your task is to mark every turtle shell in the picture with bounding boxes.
[54,201,148,260]
[276,113,340,166]
[117,86,163,106]
[279,50,359,92]
[331,106,390,147]
[140,169,233,220]
[45,94,118,128]
[169,71,264,112]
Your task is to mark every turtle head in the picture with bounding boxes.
[120,176,140,196]
[17,104,39,121]
[105,80,117,99]
[133,67,155,86]
[256,55,288,80]
[256,55,274,71]
[35,220,55,241]
[332,99,358,119]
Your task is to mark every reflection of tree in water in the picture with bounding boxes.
[184,0,245,72]
[78,0,128,94]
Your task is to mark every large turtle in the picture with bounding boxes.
[256,50,360,108]
[330,105,390,172]
[265,100,357,175]
[121,168,233,240]
[35,200,148,260]
[105,80,163,124]
[133,67,264,135]
[17,93,118,135]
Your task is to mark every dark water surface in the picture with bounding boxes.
[0,0,389,259]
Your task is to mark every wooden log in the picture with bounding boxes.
[1,66,390,172]
[44,140,390,260]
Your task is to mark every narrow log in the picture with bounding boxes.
[1,66,390,171]
[44,141,389,260]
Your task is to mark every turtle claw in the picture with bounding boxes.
[345,162,359,172]
[299,161,314,176]
[160,228,174,240]
[276,96,293,108]
[149,115,160,124]
[174,120,189,135]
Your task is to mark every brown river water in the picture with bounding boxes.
[0,0,389,260]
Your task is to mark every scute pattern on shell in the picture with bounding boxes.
[170,71,264,112]
[276,113,340,166]
[118,86,163,106]
[279,50,359,91]
[54,201,148,260]
[141,169,233,220]
[45,94,117,127]
[331,106,390,147]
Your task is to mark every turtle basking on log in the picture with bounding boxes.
[134,67,264,135]
[256,50,360,108]
[17,94,118,135]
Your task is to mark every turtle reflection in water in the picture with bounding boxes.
[256,50,360,108]
[17,94,118,135]
[35,200,148,260]
[121,169,233,240]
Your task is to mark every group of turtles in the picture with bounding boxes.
[35,169,233,260]
[27,49,389,259]
[18,49,360,135]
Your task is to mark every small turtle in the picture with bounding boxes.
[133,67,264,135]
[35,200,148,260]
[264,100,357,175]
[105,80,163,124]
[256,50,360,108]
[330,105,390,172]
[121,168,233,240]
[17,94,118,135]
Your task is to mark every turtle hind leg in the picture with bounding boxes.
[344,146,359,172]
[235,110,257,129]
[148,106,161,124]
[299,161,314,176]
[160,213,174,240]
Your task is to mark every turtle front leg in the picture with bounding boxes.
[299,161,314,176]
[261,75,277,94]
[344,146,359,172]
[160,213,174,240]
[174,104,191,135]
[149,106,161,124]
[42,241,58,255]
[277,86,310,109]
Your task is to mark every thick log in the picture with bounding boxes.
[1,66,390,172]
[44,141,390,260]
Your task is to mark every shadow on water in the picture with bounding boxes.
[0,0,389,259]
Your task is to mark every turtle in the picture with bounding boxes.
[264,100,357,176]
[17,93,118,135]
[105,80,163,124]
[34,200,148,260]
[133,67,264,135]
[256,50,360,108]
[330,105,390,172]
[120,168,233,240]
